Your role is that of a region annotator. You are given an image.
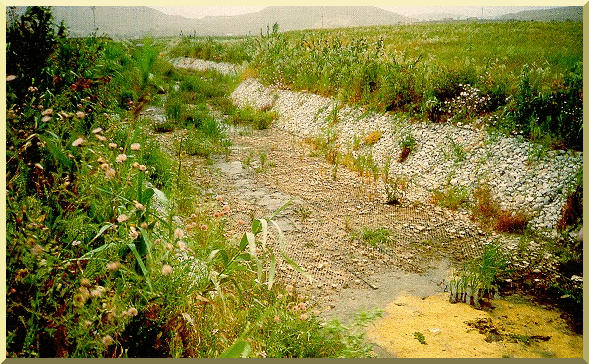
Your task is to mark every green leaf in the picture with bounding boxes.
[137,227,153,261]
[220,340,251,358]
[239,233,250,251]
[128,243,153,290]
[136,172,144,202]
[151,187,169,207]
[269,198,293,220]
[41,133,72,169]
[141,187,155,206]
[252,219,262,234]
[269,220,285,249]
[89,223,114,245]
[267,252,276,290]
[69,241,115,262]
[208,249,229,265]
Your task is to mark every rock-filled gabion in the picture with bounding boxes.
[231,78,582,236]
[169,57,240,75]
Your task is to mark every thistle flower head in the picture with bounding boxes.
[115,154,127,163]
[102,335,113,346]
[161,264,173,276]
[72,137,84,147]
[106,261,121,272]
[174,228,184,239]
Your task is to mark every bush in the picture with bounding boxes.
[7,6,57,99]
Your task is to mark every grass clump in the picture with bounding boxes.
[363,130,382,146]
[398,133,416,163]
[227,106,277,130]
[431,185,469,210]
[448,242,510,306]
[352,227,394,247]
[168,36,254,64]
[413,332,427,345]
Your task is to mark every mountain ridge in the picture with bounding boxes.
[9,5,582,39]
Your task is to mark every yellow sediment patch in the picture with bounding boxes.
[366,292,582,358]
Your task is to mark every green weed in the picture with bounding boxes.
[413,332,427,345]
[227,106,277,130]
[431,185,469,210]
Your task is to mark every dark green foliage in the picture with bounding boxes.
[6,6,56,98]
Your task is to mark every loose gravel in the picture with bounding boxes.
[169,57,241,75]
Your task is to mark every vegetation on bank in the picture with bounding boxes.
[171,21,582,150]
[6,7,372,358]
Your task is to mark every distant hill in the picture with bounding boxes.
[199,6,414,34]
[414,12,469,21]
[495,6,582,21]
[9,6,414,38]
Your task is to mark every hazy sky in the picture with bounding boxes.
[150,6,554,19]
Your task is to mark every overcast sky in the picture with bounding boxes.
[150,6,554,19]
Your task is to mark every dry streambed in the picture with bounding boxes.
[231,78,582,235]
[154,58,582,358]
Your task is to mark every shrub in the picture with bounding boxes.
[471,183,528,233]
[6,6,57,98]
[557,184,583,230]
[494,210,529,233]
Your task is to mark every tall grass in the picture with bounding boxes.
[168,36,255,64]
[251,21,582,149]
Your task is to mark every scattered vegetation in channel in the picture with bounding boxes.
[447,242,511,307]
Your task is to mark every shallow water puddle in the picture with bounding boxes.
[366,292,582,358]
